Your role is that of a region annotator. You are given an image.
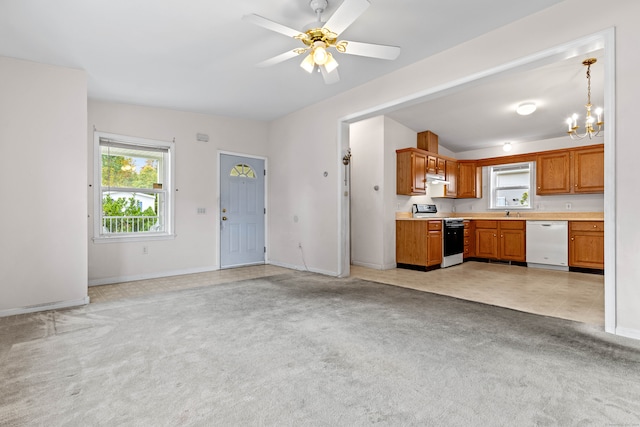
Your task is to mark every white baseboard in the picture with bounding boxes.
[0,297,90,318]
[268,260,339,277]
[89,265,220,286]
[351,260,397,270]
[615,326,640,341]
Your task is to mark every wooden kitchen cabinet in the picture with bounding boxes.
[457,161,482,198]
[536,151,570,194]
[426,221,443,267]
[499,221,526,262]
[437,157,446,175]
[396,220,442,269]
[475,222,499,258]
[536,144,604,195]
[427,155,437,174]
[426,155,446,176]
[417,130,439,152]
[445,159,458,197]
[569,221,604,269]
[463,220,475,258]
[573,145,604,193]
[474,220,525,262]
[396,148,427,195]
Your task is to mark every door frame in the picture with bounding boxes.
[337,29,617,334]
[217,150,268,269]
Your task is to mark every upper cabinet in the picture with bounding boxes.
[573,145,605,193]
[457,161,482,199]
[536,144,603,195]
[396,148,427,195]
[445,159,458,197]
[536,151,570,194]
[417,130,439,153]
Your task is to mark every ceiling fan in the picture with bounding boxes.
[243,0,401,84]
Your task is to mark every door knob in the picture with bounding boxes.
[222,216,227,221]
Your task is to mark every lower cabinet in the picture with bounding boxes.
[569,221,604,269]
[396,220,442,269]
[474,220,525,262]
[463,220,474,258]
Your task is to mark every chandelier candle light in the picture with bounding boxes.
[566,58,603,139]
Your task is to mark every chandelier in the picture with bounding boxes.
[566,58,603,139]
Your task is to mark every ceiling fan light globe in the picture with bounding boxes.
[300,54,315,73]
[324,54,339,73]
[313,46,329,65]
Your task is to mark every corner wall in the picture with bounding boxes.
[0,57,88,314]
[87,101,269,284]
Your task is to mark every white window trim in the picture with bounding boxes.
[93,131,176,243]
[488,161,535,210]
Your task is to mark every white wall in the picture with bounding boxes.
[267,0,640,336]
[350,117,385,269]
[350,116,423,270]
[0,57,87,314]
[88,101,268,284]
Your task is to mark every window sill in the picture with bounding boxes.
[92,233,176,244]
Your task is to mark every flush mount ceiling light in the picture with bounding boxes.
[243,0,401,84]
[516,102,537,116]
[566,58,604,139]
[503,142,513,152]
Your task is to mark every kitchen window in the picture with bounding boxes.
[93,132,175,242]
[488,162,533,209]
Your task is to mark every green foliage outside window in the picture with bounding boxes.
[102,194,158,232]
[101,155,158,188]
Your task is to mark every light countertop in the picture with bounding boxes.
[396,212,604,221]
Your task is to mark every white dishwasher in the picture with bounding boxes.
[526,221,569,271]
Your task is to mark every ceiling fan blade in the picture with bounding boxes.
[339,41,401,60]
[323,0,370,35]
[320,66,340,85]
[256,50,302,67]
[242,14,304,39]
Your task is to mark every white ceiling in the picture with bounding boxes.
[1,0,606,152]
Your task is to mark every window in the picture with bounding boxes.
[488,162,533,209]
[230,163,256,178]
[93,132,175,241]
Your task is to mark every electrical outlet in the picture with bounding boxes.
[566,202,572,210]
[298,242,302,249]
[143,246,148,255]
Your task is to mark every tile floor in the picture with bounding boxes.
[88,261,604,326]
[351,261,604,326]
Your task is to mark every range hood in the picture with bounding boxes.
[426,173,450,185]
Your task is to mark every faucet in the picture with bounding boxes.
[505,210,510,217]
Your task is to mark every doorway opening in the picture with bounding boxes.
[339,29,616,333]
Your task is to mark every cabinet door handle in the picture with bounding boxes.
[571,237,574,241]
[493,234,497,237]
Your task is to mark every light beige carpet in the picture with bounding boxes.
[1,271,639,426]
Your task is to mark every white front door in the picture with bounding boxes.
[220,154,265,268]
